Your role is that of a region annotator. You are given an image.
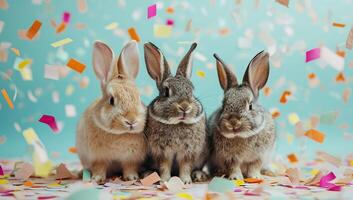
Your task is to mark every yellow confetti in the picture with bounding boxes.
[153,24,172,38]
[33,155,53,177]
[310,169,320,176]
[105,22,118,30]
[11,47,20,56]
[22,128,39,145]
[350,160,353,166]
[287,133,294,144]
[288,113,300,125]
[51,38,73,48]
[196,70,205,78]
[234,179,245,186]
[18,59,32,69]
[0,179,9,184]
[177,193,193,200]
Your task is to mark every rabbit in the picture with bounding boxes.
[208,51,276,180]
[143,42,208,184]
[76,40,147,183]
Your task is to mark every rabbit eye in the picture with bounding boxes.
[109,97,115,106]
[164,87,170,97]
[249,102,253,110]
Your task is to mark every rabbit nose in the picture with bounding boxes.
[124,120,137,129]
[230,119,242,130]
[177,102,192,113]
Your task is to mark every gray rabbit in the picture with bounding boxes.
[143,42,208,184]
[208,51,276,180]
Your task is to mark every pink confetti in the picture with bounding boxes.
[62,12,71,24]
[305,48,321,62]
[0,165,3,175]
[147,4,157,19]
[166,19,174,26]
[39,114,59,133]
[328,185,342,191]
[319,171,342,191]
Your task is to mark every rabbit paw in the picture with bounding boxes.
[247,171,262,179]
[92,174,106,184]
[229,172,244,180]
[191,170,208,182]
[123,172,139,181]
[161,173,171,182]
[180,175,192,185]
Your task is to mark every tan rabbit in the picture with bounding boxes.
[76,41,147,183]
[208,51,276,180]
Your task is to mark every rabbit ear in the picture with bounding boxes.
[92,41,114,85]
[176,43,197,79]
[242,51,270,98]
[144,42,171,85]
[214,54,238,91]
[117,40,140,80]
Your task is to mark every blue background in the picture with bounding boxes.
[0,0,352,162]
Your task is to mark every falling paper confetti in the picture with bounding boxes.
[38,114,59,133]
[66,58,86,73]
[346,26,353,49]
[127,27,140,42]
[140,172,161,186]
[305,48,320,62]
[51,38,73,48]
[276,0,289,7]
[147,4,157,19]
[305,129,325,144]
[26,20,42,39]
[1,88,14,109]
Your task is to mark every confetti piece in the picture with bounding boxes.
[0,0,9,10]
[165,6,174,14]
[22,128,39,145]
[342,88,350,103]
[335,72,345,83]
[68,146,77,153]
[0,20,4,33]
[0,179,8,184]
[332,22,345,28]
[147,4,157,19]
[1,88,14,109]
[51,38,73,48]
[177,193,193,200]
[65,104,77,117]
[67,188,101,200]
[166,19,174,26]
[39,115,59,133]
[305,129,325,144]
[24,181,34,187]
[196,70,205,78]
[154,24,172,38]
[105,22,118,30]
[44,65,60,80]
[320,172,337,188]
[56,163,73,180]
[10,48,20,56]
[208,177,234,193]
[263,86,271,96]
[285,168,300,185]
[164,176,184,193]
[0,165,3,175]
[287,154,298,163]
[14,162,34,180]
[320,46,344,71]
[66,58,86,73]
[288,113,300,125]
[279,90,291,104]
[26,20,42,39]
[18,59,32,69]
[62,12,70,24]
[56,23,66,33]
[317,151,342,167]
[234,179,245,186]
[276,0,289,7]
[77,0,88,13]
[346,26,353,50]
[305,48,320,62]
[244,178,263,183]
[127,27,140,42]
[140,172,161,186]
[82,169,91,182]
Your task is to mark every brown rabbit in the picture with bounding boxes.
[143,42,208,184]
[76,41,147,183]
[208,51,276,180]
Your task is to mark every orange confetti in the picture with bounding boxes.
[244,178,263,183]
[0,0,9,10]
[68,147,77,154]
[336,50,345,58]
[335,72,345,83]
[280,90,291,104]
[342,88,351,103]
[1,88,14,109]
[165,7,174,14]
[308,73,316,79]
[305,129,325,144]
[272,111,281,119]
[66,58,86,73]
[26,20,42,39]
[128,27,140,42]
[10,48,20,56]
[287,153,298,163]
[24,181,34,187]
[219,27,230,36]
[77,0,88,13]
[332,22,346,28]
[56,23,66,33]
[263,86,271,96]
